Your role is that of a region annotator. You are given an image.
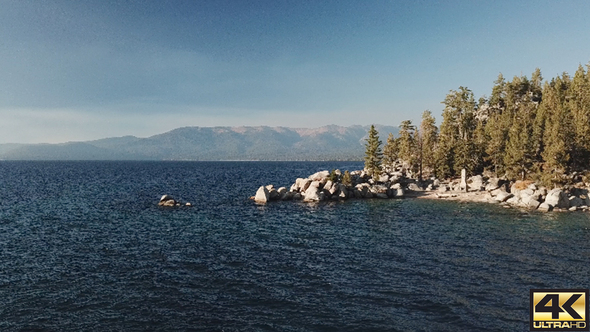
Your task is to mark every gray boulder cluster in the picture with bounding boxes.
[495,182,590,212]
[253,169,414,204]
[158,195,192,207]
[440,175,590,212]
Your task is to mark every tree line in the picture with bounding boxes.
[365,63,590,186]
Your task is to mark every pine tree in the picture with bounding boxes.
[419,110,438,178]
[398,120,417,176]
[569,64,590,170]
[485,113,508,175]
[434,105,458,179]
[503,72,541,180]
[364,125,383,178]
[541,74,574,186]
[473,118,487,174]
[382,132,398,172]
[437,87,477,176]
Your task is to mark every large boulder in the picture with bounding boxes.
[485,177,500,191]
[254,186,270,203]
[309,170,330,181]
[303,187,320,202]
[569,196,584,208]
[538,202,552,212]
[468,175,484,191]
[494,191,513,202]
[294,178,312,192]
[323,180,334,193]
[370,184,388,194]
[545,189,570,209]
[267,186,280,201]
[407,183,422,191]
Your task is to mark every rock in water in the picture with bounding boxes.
[158,195,177,206]
[254,186,270,203]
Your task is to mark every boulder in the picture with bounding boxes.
[370,184,388,194]
[545,189,570,209]
[355,184,369,197]
[485,177,500,191]
[338,187,348,199]
[494,191,513,202]
[468,175,484,191]
[407,183,422,191]
[378,174,389,183]
[280,191,294,201]
[353,189,363,198]
[569,196,583,208]
[395,188,405,198]
[277,187,287,195]
[524,197,541,209]
[298,178,313,192]
[159,199,177,207]
[268,188,280,201]
[303,184,322,202]
[309,170,330,181]
[506,196,520,205]
[438,185,449,193]
[375,193,388,199]
[323,180,334,192]
[538,202,552,212]
[254,186,270,203]
[158,195,178,207]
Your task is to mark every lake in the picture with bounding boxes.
[0,161,588,331]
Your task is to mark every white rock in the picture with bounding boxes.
[545,189,570,208]
[309,170,330,181]
[494,191,513,202]
[538,202,552,212]
[407,183,422,191]
[254,186,270,203]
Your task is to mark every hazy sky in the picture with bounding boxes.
[1,0,590,143]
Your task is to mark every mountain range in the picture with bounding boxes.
[0,125,399,161]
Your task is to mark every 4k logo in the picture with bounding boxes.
[530,289,589,331]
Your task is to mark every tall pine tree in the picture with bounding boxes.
[364,125,383,178]
[382,132,399,173]
[419,110,438,178]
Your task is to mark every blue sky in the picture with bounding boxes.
[1,0,590,143]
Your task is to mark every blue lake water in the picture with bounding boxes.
[0,161,588,331]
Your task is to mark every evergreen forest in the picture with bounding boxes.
[367,64,590,187]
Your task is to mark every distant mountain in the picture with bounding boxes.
[0,125,399,161]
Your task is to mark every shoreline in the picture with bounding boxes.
[252,168,590,213]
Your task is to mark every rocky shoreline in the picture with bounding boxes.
[252,169,590,212]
